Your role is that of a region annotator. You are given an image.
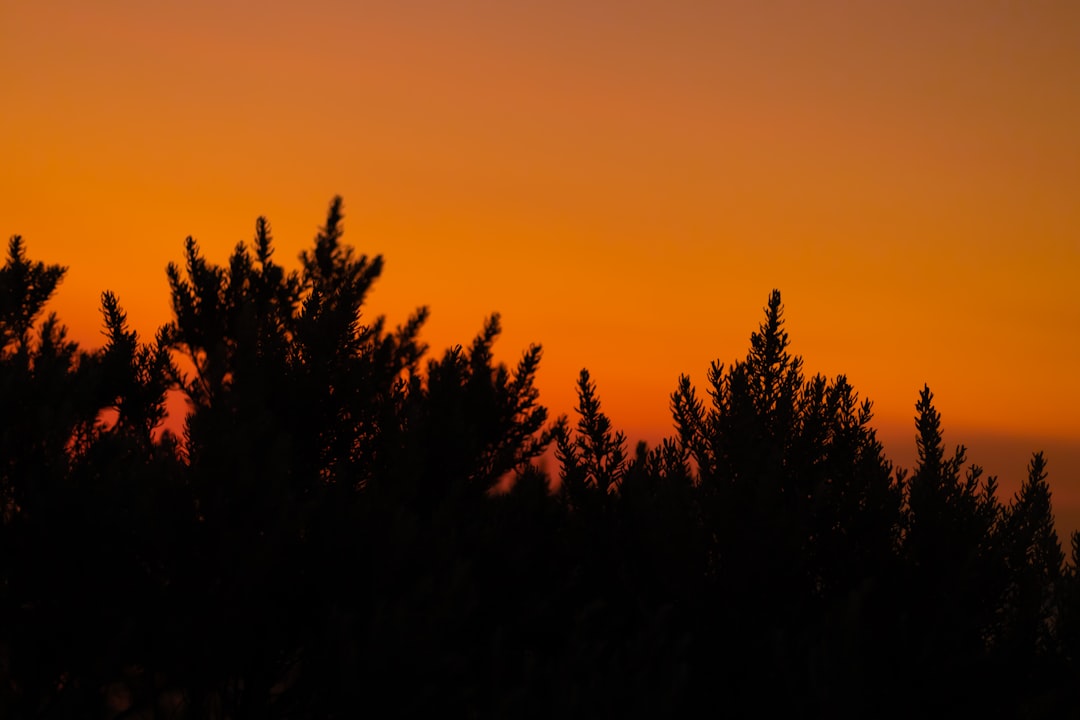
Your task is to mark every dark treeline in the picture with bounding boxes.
[2,198,1078,718]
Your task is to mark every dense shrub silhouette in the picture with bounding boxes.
[1,200,1077,717]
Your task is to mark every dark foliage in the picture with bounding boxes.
[1,201,1076,717]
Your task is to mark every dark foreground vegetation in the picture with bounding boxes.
[2,198,1078,718]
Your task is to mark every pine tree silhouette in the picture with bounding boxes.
[4,210,1080,717]
[996,451,1066,707]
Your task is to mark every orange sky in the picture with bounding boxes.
[4,1,1079,530]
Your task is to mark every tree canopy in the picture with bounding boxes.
[1,200,1076,718]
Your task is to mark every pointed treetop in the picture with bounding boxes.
[303,195,346,283]
[914,384,946,472]
[254,216,274,265]
[1,236,68,352]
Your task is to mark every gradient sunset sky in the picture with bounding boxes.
[4,2,1079,527]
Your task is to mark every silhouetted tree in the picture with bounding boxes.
[556,368,627,504]
[6,208,1080,717]
[1,237,100,716]
[0,238,190,717]
[994,452,1066,709]
[899,385,1006,712]
[0,237,94,514]
[667,290,907,712]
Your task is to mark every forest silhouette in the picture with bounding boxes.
[2,198,1078,718]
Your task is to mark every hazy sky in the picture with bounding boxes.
[4,1,1079,525]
